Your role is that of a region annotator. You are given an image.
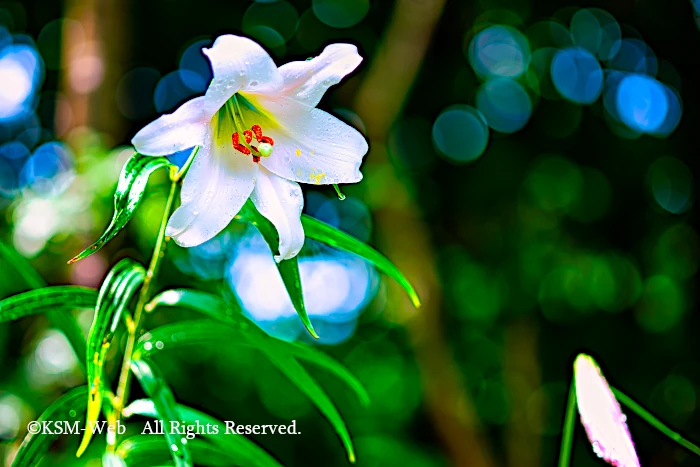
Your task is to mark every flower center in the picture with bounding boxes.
[231,124,275,163]
[225,94,274,164]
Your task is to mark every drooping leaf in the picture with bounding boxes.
[238,201,317,338]
[286,342,370,407]
[129,359,192,467]
[301,214,421,308]
[12,386,87,467]
[0,241,88,367]
[268,351,357,462]
[77,259,145,457]
[124,399,283,467]
[115,435,242,467]
[145,289,365,461]
[68,152,177,264]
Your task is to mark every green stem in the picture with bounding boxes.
[558,378,577,467]
[0,241,87,372]
[111,166,182,442]
[611,387,700,457]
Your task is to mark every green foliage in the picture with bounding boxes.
[237,201,423,339]
[11,386,88,467]
[68,152,177,264]
[111,435,241,467]
[300,214,421,308]
[557,382,576,467]
[124,399,283,467]
[129,359,193,467]
[78,259,146,457]
[0,286,96,325]
[1,137,419,466]
[238,201,318,339]
[0,242,89,367]
[144,289,367,462]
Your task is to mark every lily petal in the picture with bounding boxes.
[203,35,283,114]
[166,124,258,247]
[241,96,367,185]
[574,354,640,467]
[131,97,208,156]
[277,44,362,108]
[251,166,305,262]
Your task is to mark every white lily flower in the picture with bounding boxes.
[131,35,367,261]
[574,354,640,467]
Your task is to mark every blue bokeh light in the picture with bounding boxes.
[654,85,682,137]
[226,230,378,345]
[607,39,657,75]
[475,78,532,133]
[468,25,531,79]
[154,70,206,113]
[19,142,74,197]
[616,74,668,133]
[179,39,213,92]
[0,44,42,122]
[432,105,489,162]
[551,47,603,104]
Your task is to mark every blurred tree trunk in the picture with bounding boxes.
[58,0,127,140]
[354,1,494,466]
[504,319,541,467]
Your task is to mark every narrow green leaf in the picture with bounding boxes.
[301,214,421,308]
[558,379,576,467]
[78,259,145,457]
[68,152,177,264]
[124,399,283,467]
[0,286,96,324]
[287,342,370,407]
[134,320,253,359]
[130,359,192,467]
[12,386,87,467]
[146,289,368,406]
[115,435,241,467]
[238,202,318,338]
[0,241,88,368]
[611,386,700,457]
[145,289,364,462]
[262,344,357,462]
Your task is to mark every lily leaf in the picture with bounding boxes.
[12,386,87,467]
[145,289,366,462]
[238,201,317,339]
[130,359,192,467]
[77,259,145,457]
[115,435,243,467]
[68,152,177,264]
[301,214,421,308]
[0,286,96,325]
[0,241,88,367]
[124,399,282,467]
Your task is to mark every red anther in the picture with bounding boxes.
[231,132,251,155]
[252,155,261,163]
[243,130,253,144]
[260,135,274,146]
[252,124,263,143]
